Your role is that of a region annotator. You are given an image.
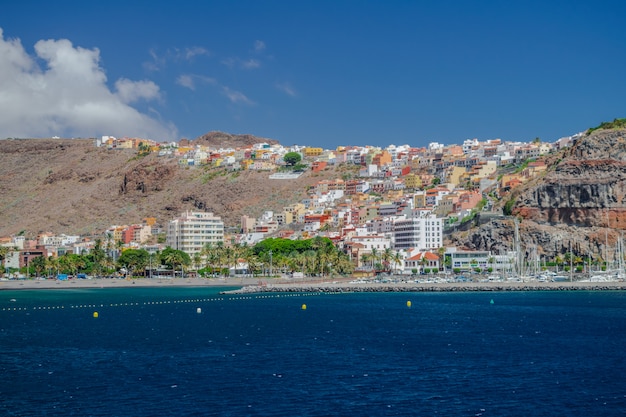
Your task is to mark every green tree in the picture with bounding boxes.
[392,252,404,274]
[382,248,393,272]
[58,253,86,276]
[30,255,48,277]
[161,247,191,277]
[283,152,302,166]
[90,238,107,277]
[138,142,151,155]
[117,249,150,277]
[0,246,16,276]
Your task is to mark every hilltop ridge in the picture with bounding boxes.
[180,131,280,148]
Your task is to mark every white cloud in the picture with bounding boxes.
[115,78,161,103]
[184,46,210,60]
[221,57,262,70]
[254,40,266,53]
[0,28,177,140]
[176,74,196,90]
[221,87,255,105]
[276,82,297,97]
[176,74,217,91]
[242,59,260,69]
[144,46,210,71]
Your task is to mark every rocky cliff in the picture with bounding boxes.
[456,127,626,262]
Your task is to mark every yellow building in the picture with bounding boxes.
[303,147,323,157]
[403,173,422,190]
[284,203,306,222]
[471,160,497,179]
[177,146,194,154]
[275,211,294,225]
[446,166,467,187]
[414,192,427,208]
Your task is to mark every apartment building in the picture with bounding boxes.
[166,211,224,255]
[392,215,443,251]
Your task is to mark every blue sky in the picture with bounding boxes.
[1,1,625,148]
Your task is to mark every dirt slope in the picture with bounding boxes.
[0,138,340,236]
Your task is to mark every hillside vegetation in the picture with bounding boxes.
[586,118,626,135]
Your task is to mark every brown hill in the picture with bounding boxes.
[0,138,342,237]
[180,131,279,148]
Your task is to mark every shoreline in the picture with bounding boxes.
[223,280,626,294]
[0,277,260,291]
[2,277,626,293]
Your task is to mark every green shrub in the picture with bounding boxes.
[503,198,516,215]
[586,118,626,135]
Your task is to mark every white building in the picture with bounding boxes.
[445,248,517,273]
[166,211,224,255]
[350,235,392,252]
[392,214,442,251]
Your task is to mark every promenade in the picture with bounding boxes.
[3,276,625,293]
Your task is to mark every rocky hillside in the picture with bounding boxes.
[180,131,279,148]
[0,136,342,237]
[456,127,626,261]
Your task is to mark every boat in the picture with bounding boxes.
[552,275,568,282]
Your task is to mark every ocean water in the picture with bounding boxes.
[1,288,626,416]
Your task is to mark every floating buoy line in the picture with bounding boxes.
[1,292,330,313]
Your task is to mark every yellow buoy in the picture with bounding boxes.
[301,304,307,310]
[406,301,412,308]
[93,311,99,318]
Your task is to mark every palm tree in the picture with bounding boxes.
[202,243,219,276]
[245,253,260,277]
[334,253,354,275]
[30,255,47,278]
[554,255,564,272]
[382,248,393,272]
[161,248,186,278]
[58,254,76,276]
[392,252,404,275]
[360,253,370,270]
[91,238,106,277]
[303,250,317,277]
[193,252,202,274]
[370,248,379,271]
[437,247,446,273]
[419,256,428,274]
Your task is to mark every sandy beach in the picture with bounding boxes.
[2,276,626,292]
[0,277,261,291]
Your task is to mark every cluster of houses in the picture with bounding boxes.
[1,131,583,278]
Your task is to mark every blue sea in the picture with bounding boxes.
[2,288,626,416]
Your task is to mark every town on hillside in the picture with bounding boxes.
[3,131,601,283]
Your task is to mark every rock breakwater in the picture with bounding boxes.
[222,281,626,295]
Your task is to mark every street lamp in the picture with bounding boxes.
[269,250,273,277]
